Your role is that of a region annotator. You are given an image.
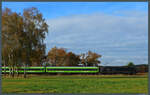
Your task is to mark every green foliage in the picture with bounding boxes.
[127,62,135,67]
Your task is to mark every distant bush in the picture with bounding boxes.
[127,62,135,67]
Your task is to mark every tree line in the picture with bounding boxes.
[46,46,101,67]
[2,7,102,77]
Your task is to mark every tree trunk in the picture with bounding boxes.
[4,63,6,77]
[12,66,14,78]
[9,67,11,77]
[24,63,26,78]
[17,67,19,77]
[17,59,21,77]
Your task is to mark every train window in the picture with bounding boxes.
[46,69,98,71]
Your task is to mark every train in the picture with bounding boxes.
[2,66,138,75]
[99,66,137,75]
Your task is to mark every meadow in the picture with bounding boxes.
[2,74,148,94]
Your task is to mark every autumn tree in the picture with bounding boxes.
[2,7,48,78]
[22,7,48,65]
[47,47,81,66]
[2,8,24,77]
[22,7,48,78]
[63,52,80,66]
[47,46,67,66]
[80,51,102,66]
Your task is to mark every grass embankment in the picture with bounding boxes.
[2,74,148,94]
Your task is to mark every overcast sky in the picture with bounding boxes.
[2,2,148,66]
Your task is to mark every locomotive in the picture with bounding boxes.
[99,66,137,75]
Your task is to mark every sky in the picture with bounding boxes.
[2,2,148,66]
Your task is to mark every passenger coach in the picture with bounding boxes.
[2,66,99,74]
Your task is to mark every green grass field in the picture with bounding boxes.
[2,74,148,94]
